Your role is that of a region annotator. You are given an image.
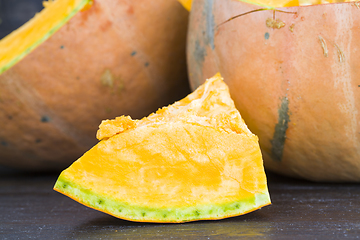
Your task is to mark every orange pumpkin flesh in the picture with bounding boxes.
[0,0,190,171]
[54,73,271,223]
[187,0,360,181]
[178,0,355,10]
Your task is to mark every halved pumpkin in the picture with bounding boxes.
[54,73,271,223]
[0,0,189,171]
[186,0,360,181]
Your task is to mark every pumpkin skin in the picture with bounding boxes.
[0,0,190,171]
[187,0,360,181]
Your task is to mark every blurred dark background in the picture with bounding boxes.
[0,0,43,39]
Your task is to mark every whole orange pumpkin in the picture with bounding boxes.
[187,0,360,181]
[0,0,190,171]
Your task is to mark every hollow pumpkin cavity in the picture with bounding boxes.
[54,73,271,223]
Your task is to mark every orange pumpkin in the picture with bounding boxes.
[0,0,190,171]
[187,0,360,181]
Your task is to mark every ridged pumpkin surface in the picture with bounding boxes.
[187,0,360,181]
[0,0,189,171]
[54,73,271,223]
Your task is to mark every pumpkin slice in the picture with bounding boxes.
[0,0,91,74]
[54,73,271,223]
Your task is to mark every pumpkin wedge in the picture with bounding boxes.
[0,0,189,171]
[54,73,271,223]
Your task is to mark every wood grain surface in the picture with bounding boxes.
[0,167,359,239]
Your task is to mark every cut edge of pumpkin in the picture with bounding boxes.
[54,176,271,223]
[0,0,92,75]
[178,0,193,11]
[179,0,355,11]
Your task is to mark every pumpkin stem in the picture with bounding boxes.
[217,8,297,29]
[217,8,267,28]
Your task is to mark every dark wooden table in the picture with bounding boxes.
[1,166,359,240]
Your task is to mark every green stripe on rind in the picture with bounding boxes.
[54,176,271,223]
[0,0,91,75]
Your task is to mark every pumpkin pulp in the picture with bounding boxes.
[54,73,271,223]
[0,0,92,74]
